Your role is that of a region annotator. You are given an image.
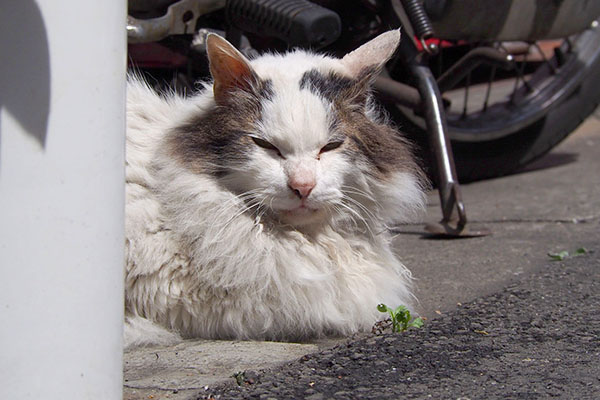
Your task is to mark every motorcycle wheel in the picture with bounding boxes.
[388,26,600,182]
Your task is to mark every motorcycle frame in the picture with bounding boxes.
[381,0,490,237]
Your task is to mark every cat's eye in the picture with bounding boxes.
[320,140,345,154]
[251,136,283,157]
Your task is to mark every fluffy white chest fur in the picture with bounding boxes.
[124,30,426,348]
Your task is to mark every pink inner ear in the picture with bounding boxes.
[341,30,401,77]
[206,34,257,104]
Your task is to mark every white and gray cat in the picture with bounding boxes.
[125,30,427,348]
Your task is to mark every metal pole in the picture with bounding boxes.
[0,1,126,399]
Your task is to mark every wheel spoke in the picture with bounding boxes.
[565,37,574,53]
[533,42,557,74]
[510,44,531,104]
[462,71,471,118]
[482,65,496,112]
[437,39,444,77]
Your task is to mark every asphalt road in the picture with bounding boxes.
[202,247,600,399]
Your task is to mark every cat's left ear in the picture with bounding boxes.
[206,34,260,104]
[341,29,401,78]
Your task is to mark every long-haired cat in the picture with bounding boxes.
[125,30,427,348]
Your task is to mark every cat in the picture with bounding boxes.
[124,29,428,349]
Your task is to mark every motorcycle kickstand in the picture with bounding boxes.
[409,64,490,238]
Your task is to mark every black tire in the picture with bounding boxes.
[388,27,600,183]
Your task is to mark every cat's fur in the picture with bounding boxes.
[125,30,427,348]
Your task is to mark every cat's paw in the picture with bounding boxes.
[124,314,182,350]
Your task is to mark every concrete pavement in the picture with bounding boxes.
[124,111,600,400]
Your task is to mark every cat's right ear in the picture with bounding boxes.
[206,34,259,104]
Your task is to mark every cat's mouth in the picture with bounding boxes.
[276,204,325,226]
[282,205,319,216]
[270,199,330,226]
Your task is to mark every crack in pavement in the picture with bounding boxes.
[468,214,600,224]
[396,213,600,227]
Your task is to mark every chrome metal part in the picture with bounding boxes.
[437,47,514,93]
[390,0,418,48]
[425,220,491,238]
[410,64,490,238]
[373,76,422,109]
[500,41,533,56]
[127,0,226,43]
[401,0,434,40]
[426,41,439,54]
[191,28,257,58]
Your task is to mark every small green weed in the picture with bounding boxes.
[232,371,246,386]
[548,247,587,261]
[377,303,423,333]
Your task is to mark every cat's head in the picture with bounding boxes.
[169,30,426,229]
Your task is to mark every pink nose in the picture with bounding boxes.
[288,178,315,199]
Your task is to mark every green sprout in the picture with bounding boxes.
[377,303,423,333]
[548,247,587,261]
[232,371,246,386]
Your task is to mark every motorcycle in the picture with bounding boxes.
[127,0,600,236]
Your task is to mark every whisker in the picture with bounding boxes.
[334,201,376,237]
[201,188,268,242]
[340,185,384,218]
[209,193,262,229]
[340,185,375,199]
[206,200,264,245]
[341,194,381,225]
[330,204,361,232]
[340,186,381,209]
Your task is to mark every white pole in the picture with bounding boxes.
[0,1,126,399]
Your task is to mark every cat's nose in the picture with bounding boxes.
[288,179,315,199]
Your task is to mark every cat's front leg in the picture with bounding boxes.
[124,313,182,350]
